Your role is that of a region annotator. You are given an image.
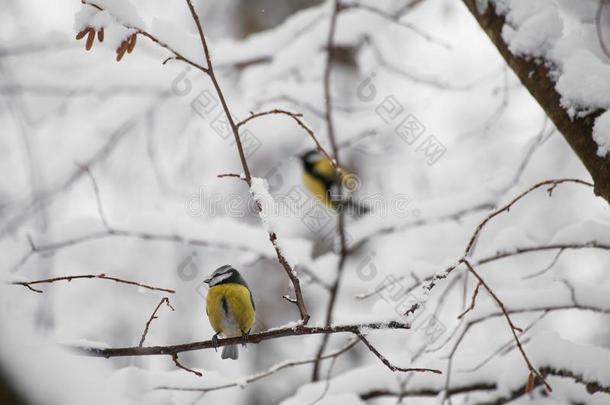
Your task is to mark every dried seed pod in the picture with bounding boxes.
[76,29,88,40]
[116,40,128,55]
[85,28,95,51]
[127,34,137,53]
[116,48,127,62]
[97,28,104,43]
[116,41,129,62]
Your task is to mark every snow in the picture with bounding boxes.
[74,7,113,31]
[82,0,145,28]
[593,110,610,157]
[493,0,610,155]
[250,177,278,234]
[250,177,300,269]
[556,50,610,111]
[501,0,563,58]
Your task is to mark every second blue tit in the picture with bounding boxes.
[300,150,370,216]
[204,265,256,360]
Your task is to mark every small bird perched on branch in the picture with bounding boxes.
[204,265,256,360]
[300,150,370,216]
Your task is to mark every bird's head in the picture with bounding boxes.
[300,150,321,169]
[204,265,238,287]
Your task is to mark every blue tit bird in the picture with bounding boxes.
[300,150,370,216]
[204,265,256,360]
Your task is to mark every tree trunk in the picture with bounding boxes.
[462,0,610,204]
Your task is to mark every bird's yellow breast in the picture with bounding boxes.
[303,171,334,208]
[206,283,255,336]
[302,158,352,210]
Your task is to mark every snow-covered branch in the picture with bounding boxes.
[461,0,610,204]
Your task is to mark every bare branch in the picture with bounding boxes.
[360,383,496,401]
[461,0,610,204]
[139,297,175,347]
[457,281,482,320]
[352,201,495,251]
[236,109,337,168]
[76,164,110,229]
[312,0,346,381]
[10,274,175,294]
[475,241,610,266]
[521,248,565,280]
[77,321,409,358]
[459,259,552,392]
[464,179,594,257]
[341,2,451,49]
[355,331,441,374]
[458,311,548,374]
[0,95,170,239]
[216,173,244,179]
[10,227,263,274]
[172,353,202,377]
[156,338,360,393]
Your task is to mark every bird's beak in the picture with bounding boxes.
[203,277,212,285]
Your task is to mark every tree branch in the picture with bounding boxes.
[182,0,310,324]
[156,338,360,393]
[312,0,346,382]
[459,259,552,392]
[139,297,175,347]
[236,109,337,168]
[171,353,202,377]
[464,179,593,257]
[77,321,409,358]
[10,274,175,294]
[461,0,610,204]
[354,331,441,374]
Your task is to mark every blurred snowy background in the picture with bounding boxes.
[1,0,610,404]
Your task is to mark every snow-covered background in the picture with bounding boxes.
[1,0,609,404]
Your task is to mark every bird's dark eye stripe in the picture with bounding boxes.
[214,269,233,278]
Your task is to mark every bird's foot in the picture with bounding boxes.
[240,330,250,348]
[212,333,220,352]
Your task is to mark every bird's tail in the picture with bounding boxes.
[221,344,239,360]
[335,198,371,217]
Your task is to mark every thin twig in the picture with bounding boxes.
[341,2,452,49]
[312,0,347,382]
[308,352,339,405]
[355,331,441,374]
[11,227,264,275]
[459,259,552,392]
[475,241,610,266]
[458,312,548,373]
[236,109,336,168]
[457,282,482,320]
[76,163,110,229]
[521,248,565,280]
[139,297,175,347]
[217,173,244,179]
[10,274,175,294]
[172,353,203,377]
[156,338,360,392]
[464,179,593,257]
